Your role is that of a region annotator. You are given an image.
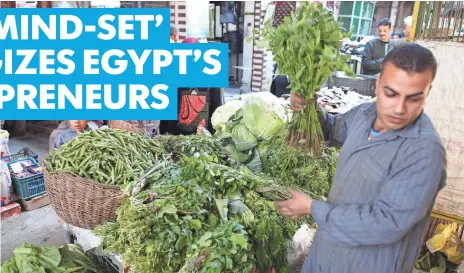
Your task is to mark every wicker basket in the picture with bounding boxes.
[108,120,146,134]
[44,168,122,230]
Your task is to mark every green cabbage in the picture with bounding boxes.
[211,100,244,131]
[231,122,257,152]
[242,93,286,140]
[223,144,251,163]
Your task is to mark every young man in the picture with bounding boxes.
[279,44,447,273]
[54,120,90,149]
[362,18,393,75]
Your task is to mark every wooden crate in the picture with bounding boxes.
[19,194,51,211]
[423,210,464,244]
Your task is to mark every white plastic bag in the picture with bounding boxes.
[1,159,13,206]
[0,129,10,158]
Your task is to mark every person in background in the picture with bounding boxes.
[53,120,90,149]
[37,1,90,8]
[279,44,446,273]
[90,120,104,129]
[392,32,403,40]
[170,24,180,43]
[361,18,393,75]
[159,38,223,136]
[1,1,16,8]
[391,16,415,49]
[404,15,413,40]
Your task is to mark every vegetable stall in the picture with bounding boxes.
[1,93,344,273]
[1,3,370,273]
[37,92,339,273]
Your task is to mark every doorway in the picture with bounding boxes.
[209,1,245,87]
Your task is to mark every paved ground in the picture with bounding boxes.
[7,131,50,162]
[2,132,66,262]
[224,86,253,102]
[1,205,66,262]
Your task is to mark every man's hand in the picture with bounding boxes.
[290,93,316,112]
[276,189,313,219]
[290,92,308,112]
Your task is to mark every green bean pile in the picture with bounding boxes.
[45,129,164,186]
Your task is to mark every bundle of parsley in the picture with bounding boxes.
[261,2,353,155]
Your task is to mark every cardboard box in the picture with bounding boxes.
[20,194,51,211]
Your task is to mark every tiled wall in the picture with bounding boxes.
[251,1,267,92]
[419,40,464,217]
[169,1,187,40]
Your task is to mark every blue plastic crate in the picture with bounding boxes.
[7,157,46,200]
[1,147,39,163]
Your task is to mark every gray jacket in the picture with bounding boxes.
[302,102,447,273]
[361,38,393,75]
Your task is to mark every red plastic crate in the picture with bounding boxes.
[1,202,21,220]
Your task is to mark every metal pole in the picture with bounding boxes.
[137,1,142,8]
[235,2,240,84]
[410,1,421,41]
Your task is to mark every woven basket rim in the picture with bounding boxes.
[43,165,121,191]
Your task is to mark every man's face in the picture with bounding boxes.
[404,25,411,39]
[375,62,433,131]
[378,25,391,42]
[171,33,179,42]
[69,120,88,132]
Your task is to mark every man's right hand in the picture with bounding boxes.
[290,93,316,112]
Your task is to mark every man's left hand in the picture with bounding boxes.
[276,189,313,219]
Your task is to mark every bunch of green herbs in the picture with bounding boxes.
[157,134,226,164]
[94,155,308,273]
[261,2,354,155]
[258,130,339,200]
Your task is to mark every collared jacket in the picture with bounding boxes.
[361,38,393,75]
[302,102,447,273]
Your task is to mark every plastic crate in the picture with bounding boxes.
[7,158,46,200]
[328,74,377,97]
[1,147,39,163]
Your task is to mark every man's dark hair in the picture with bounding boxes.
[381,43,437,80]
[377,18,392,28]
